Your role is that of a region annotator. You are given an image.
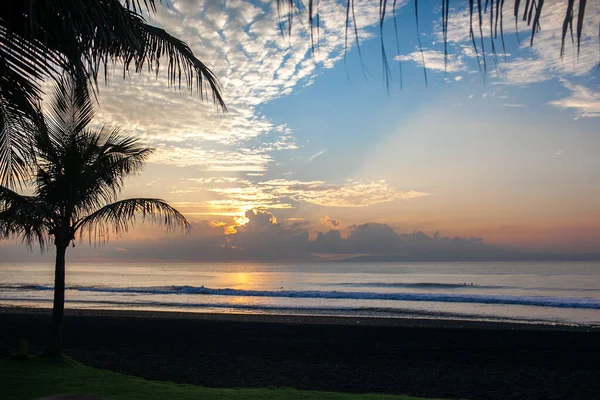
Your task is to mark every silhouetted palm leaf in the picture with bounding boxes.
[276,0,597,81]
[0,186,53,250]
[0,0,226,187]
[1,0,225,106]
[77,198,190,244]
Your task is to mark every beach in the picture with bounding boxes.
[1,307,599,400]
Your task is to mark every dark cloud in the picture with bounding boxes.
[313,229,345,253]
[227,210,311,261]
[239,209,278,230]
[346,223,401,254]
[2,210,596,262]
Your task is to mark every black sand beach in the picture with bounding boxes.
[1,308,599,400]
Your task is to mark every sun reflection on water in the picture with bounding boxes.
[234,272,251,287]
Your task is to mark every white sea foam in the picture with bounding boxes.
[2,284,599,310]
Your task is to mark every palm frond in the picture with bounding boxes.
[69,126,154,215]
[0,21,62,102]
[134,23,226,110]
[0,0,226,120]
[0,45,47,187]
[6,0,225,109]
[76,198,191,244]
[34,125,154,219]
[123,0,160,14]
[27,79,153,223]
[45,75,95,140]
[0,101,35,188]
[0,185,52,250]
[1,0,227,188]
[276,0,599,79]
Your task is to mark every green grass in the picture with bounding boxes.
[0,357,436,400]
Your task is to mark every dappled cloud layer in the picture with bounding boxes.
[172,178,427,216]
[91,0,384,170]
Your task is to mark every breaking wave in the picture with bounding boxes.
[323,282,510,289]
[1,284,599,310]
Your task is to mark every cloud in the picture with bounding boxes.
[174,212,494,260]
[320,216,342,229]
[396,50,466,72]
[85,0,389,172]
[549,80,600,118]
[239,209,278,229]
[439,6,517,45]
[307,149,327,163]
[6,209,590,262]
[209,220,227,228]
[426,0,599,116]
[346,223,401,253]
[313,229,345,253]
[226,209,310,260]
[151,146,274,170]
[497,1,599,86]
[255,179,428,207]
[171,177,428,216]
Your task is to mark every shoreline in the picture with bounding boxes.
[2,305,599,332]
[2,306,599,399]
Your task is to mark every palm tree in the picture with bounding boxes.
[1,0,226,186]
[0,77,190,357]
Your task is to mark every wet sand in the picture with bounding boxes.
[1,307,599,400]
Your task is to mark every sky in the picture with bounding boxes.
[3,0,600,261]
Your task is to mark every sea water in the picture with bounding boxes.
[0,261,599,326]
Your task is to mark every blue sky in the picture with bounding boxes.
[5,0,600,260]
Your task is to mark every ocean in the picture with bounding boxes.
[1,261,599,326]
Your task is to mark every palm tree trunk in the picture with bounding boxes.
[46,242,67,357]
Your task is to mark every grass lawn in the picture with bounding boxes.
[0,357,437,400]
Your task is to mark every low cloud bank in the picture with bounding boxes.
[2,209,597,262]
